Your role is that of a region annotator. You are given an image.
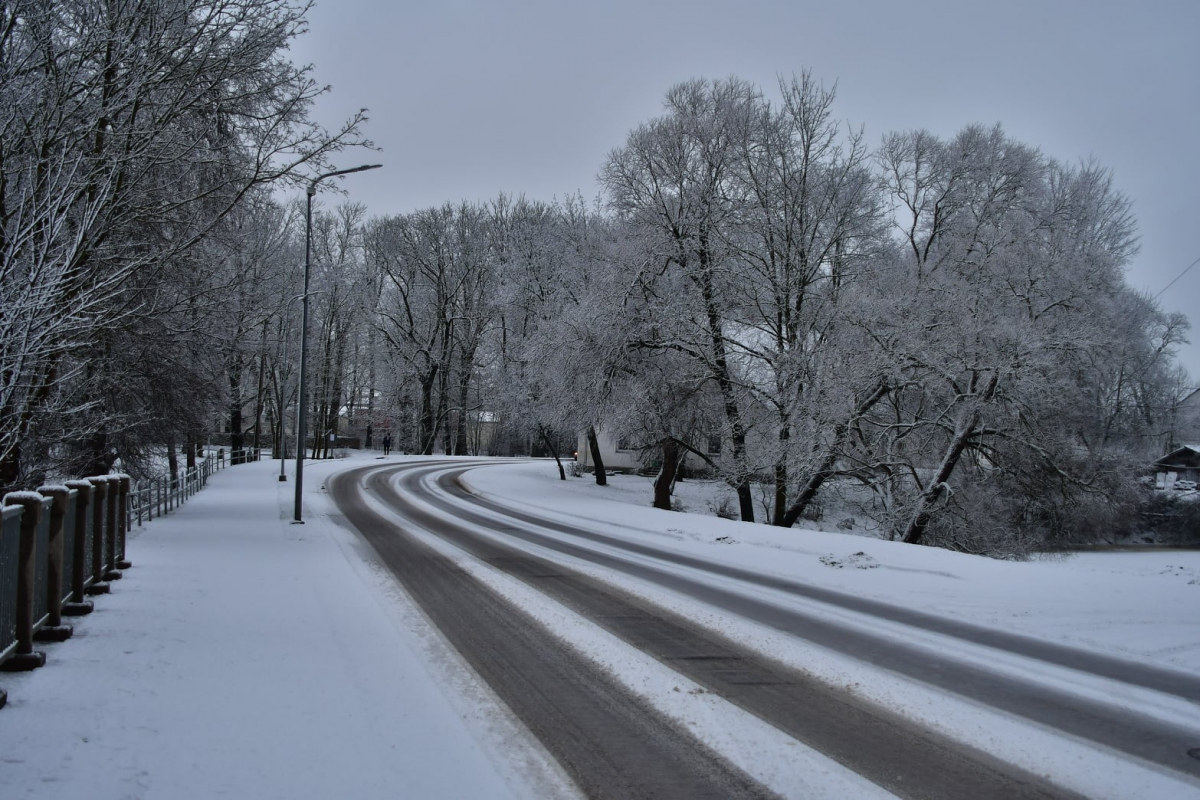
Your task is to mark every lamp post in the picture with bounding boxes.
[293,163,382,523]
[278,295,298,482]
[277,290,324,483]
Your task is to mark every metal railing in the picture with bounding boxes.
[127,450,255,527]
[0,447,249,708]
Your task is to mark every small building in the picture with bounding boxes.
[576,427,723,474]
[1153,445,1200,486]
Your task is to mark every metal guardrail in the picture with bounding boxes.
[0,448,250,708]
[127,449,257,527]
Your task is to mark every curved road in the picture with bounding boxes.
[330,460,1200,798]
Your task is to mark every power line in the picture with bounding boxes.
[1153,254,1200,300]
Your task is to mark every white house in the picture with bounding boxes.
[575,427,724,474]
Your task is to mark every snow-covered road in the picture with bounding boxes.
[382,458,1200,799]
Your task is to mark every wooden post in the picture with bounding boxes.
[33,486,73,642]
[0,493,47,671]
[103,476,122,581]
[116,475,131,569]
[62,481,95,616]
[85,478,110,595]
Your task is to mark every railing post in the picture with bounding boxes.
[62,481,94,616]
[33,487,73,642]
[85,478,110,596]
[102,476,122,581]
[0,493,47,671]
[116,475,131,569]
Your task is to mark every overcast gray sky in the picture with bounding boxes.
[289,0,1200,379]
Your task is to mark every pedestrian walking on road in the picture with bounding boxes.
[382,433,391,456]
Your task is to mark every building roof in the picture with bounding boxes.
[1155,444,1200,468]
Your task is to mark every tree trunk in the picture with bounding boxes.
[586,426,607,486]
[253,355,267,453]
[442,402,452,455]
[779,380,891,528]
[772,423,789,525]
[735,483,754,523]
[419,366,438,455]
[229,365,243,462]
[698,247,754,523]
[653,438,681,510]
[166,436,179,489]
[365,326,377,448]
[455,355,472,456]
[901,374,997,545]
[901,417,977,545]
[253,319,269,453]
[0,442,19,492]
[185,430,197,471]
[539,426,566,480]
[79,430,113,478]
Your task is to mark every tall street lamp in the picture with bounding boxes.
[277,290,326,483]
[294,163,382,523]
[276,292,304,482]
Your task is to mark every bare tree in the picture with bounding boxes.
[0,0,370,487]
[603,77,762,520]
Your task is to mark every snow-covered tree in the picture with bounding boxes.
[0,0,369,488]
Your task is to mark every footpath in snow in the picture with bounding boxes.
[0,454,572,800]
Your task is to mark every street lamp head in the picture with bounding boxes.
[306,163,384,195]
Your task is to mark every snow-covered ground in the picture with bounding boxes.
[463,462,1200,675]
[0,454,575,800]
[1,453,1197,799]
[452,461,1200,799]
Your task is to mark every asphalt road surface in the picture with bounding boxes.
[329,460,1200,798]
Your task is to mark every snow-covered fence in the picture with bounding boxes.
[228,447,261,466]
[127,451,227,526]
[0,451,239,708]
[0,492,57,681]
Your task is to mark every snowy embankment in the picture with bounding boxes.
[463,460,1200,674]
[454,459,1200,800]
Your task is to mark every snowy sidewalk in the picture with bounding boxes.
[0,456,569,800]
